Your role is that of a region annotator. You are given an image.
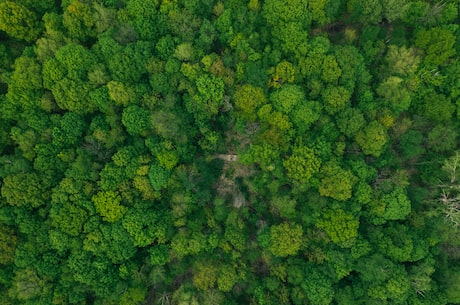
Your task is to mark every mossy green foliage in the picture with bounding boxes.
[0,0,459,304]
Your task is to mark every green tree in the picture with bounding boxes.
[318,162,357,201]
[347,0,383,24]
[376,76,411,114]
[0,226,17,265]
[62,0,97,40]
[107,81,135,106]
[8,268,47,301]
[122,203,169,246]
[9,56,43,91]
[316,208,359,247]
[263,0,311,26]
[234,84,267,121]
[92,191,127,223]
[415,27,457,67]
[217,264,239,292]
[427,125,458,153]
[385,45,420,76]
[283,146,321,186]
[367,187,412,224]
[108,41,152,83]
[0,1,41,41]
[148,164,170,191]
[52,112,86,148]
[290,100,322,133]
[270,195,297,219]
[83,222,136,264]
[355,121,388,157]
[50,200,88,237]
[1,173,49,208]
[125,0,164,41]
[121,105,151,136]
[321,55,342,83]
[271,21,309,56]
[336,107,365,137]
[120,288,147,305]
[270,84,305,114]
[398,130,425,159]
[322,86,351,115]
[149,245,171,266]
[67,251,119,298]
[42,43,97,113]
[382,0,409,22]
[419,92,455,123]
[193,74,225,116]
[302,267,334,305]
[171,230,207,258]
[193,262,218,290]
[381,187,411,221]
[269,222,303,257]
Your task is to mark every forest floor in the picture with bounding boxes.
[214,126,255,208]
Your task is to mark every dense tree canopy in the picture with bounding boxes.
[0,0,459,304]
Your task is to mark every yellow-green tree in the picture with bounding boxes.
[234,84,267,121]
[317,208,359,248]
[355,121,388,157]
[269,222,303,257]
[283,146,321,186]
[0,1,41,41]
[319,162,357,201]
[92,191,127,222]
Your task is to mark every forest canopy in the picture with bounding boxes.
[0,0,460,304]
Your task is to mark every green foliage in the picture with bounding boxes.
[234,84,267,121]
[171,230,207,258]
[263,0,311,26]
[347,0,383,24]
[121,105,151,136]
[269,222,303,257]
[317,208,359,247]
[63,0,98,40]
[92,191,127,223]
[52,112,86,148]
[270,84,305,114]
[0,226,17,265]
[385,46,420,76]
[322,85,351,114]
[122,204,169,246]
[50,201,88,237]
[415,27,457,67]
[194,74,225,115]
[290,100,322,133]
[125,0,163,41]
[0,1,458,304]
[427,125,458,153]
[8,268,47,301]
[283,146,321,186]
[355,121,389,157]
[0,1,41,41]
[318,162,357,201]
[376,76,411,114]
[1,173,48,208]
[302,267,334,305]
[84,222,137,263]
[120,288,146,305]
[270,195,297,219]
[336,107,365,137]
[148,164,170,191]
[217,264,238,292]
[367,187,412,224]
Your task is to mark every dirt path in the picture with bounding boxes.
[213,154,239,162]
[213,153,252,208]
